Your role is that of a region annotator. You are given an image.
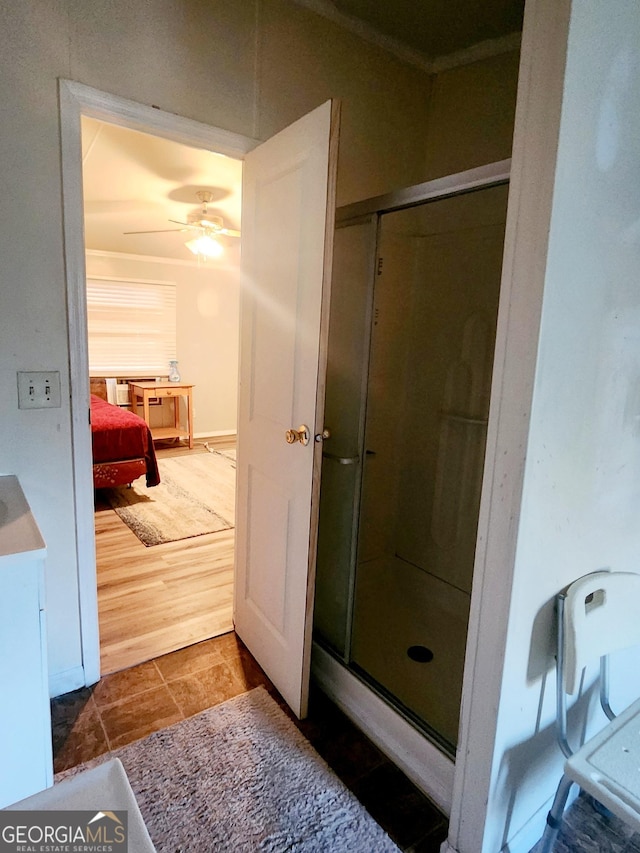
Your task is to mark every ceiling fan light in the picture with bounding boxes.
[185,234,224,258]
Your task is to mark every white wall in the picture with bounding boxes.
[0,0,434,693]
[446,2,640,851]
[86,251,240,435]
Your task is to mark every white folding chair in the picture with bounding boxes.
[539,570,640,852]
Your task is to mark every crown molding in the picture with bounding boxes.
[85,248,229,269]
[290,0,433,72]
[290,0,521,74]
[431,31,522,73]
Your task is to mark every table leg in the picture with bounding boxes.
[187,391,194,449]
[143,393,150,428]
[173,396,180,431]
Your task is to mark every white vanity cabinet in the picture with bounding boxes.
[0,475,53,808]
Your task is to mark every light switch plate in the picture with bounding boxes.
[17,371,61,409]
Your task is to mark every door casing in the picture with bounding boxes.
[59,79,259,686]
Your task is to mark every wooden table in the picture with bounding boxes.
[129,381,195,449]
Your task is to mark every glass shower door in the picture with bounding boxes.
[350,185,508,751]
[313,217,376,658]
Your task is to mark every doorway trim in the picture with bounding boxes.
[59,79,259,686]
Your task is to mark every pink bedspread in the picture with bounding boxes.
[90,394,160,487]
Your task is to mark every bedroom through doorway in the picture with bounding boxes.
[81,116,243,674]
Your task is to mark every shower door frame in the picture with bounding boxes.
[312,158,511,813]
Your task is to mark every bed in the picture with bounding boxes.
[90,394,160,489]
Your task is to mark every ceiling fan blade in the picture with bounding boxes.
[168,220,192,227]
[123,228,186,234]
[220,228,241,238]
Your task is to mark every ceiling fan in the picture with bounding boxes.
[124,190,240,245]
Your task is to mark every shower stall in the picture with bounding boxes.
[314,162,510,760]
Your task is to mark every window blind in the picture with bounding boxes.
[86,277,177,376]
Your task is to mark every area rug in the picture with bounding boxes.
[107,450,235,546]
[57,687,400,853]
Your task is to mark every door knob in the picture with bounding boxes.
[315,428,331,442]
[285,425,310,446]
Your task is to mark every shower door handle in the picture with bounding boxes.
[285,425,310,446]
[322,451,359,465]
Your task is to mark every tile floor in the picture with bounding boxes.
[51,631,448,853]
[530,793,640,853]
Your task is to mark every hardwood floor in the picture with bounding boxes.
[95,435,236,675]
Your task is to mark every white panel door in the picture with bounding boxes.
[235,100,339,718]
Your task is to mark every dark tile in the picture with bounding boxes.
[51,687,94,736]
[551,794,634,853]
[305,682,347,724]
[309,725,386,788]
[351,761,447,850]
[287,686,386,786]
[154,637,225,681]
[167,661,246,718]
[297,713,385,788]
[406,821,449,853]
[50,690,109,773]
[625,835,640,853]
[99,685,183,749]
[224,649,273,693]
[92,661,164,708]
[213,630,248,661]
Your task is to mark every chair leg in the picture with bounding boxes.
[538,775,574,853]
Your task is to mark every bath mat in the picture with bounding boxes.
[57,687,400,852]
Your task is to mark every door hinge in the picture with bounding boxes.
[377,257,384,276]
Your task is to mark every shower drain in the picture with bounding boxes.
[407,645,434,663]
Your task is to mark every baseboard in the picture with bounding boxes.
[311,643,454,815]
[49,665,86,698]
[194,430,237,439]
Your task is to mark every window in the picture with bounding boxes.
[86,277,177,376]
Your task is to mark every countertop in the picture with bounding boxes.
[0,475,46,562]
